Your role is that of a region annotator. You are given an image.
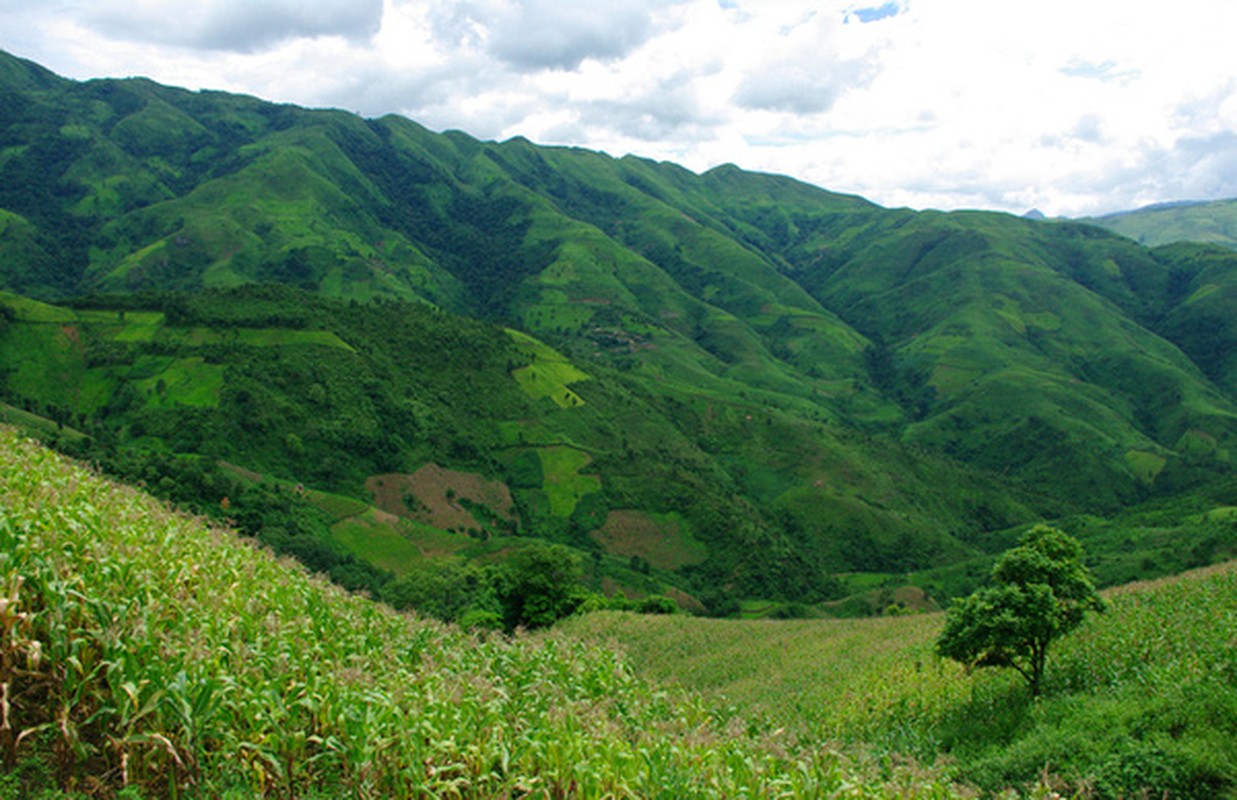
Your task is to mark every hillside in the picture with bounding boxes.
[563,559,1237,796]
[0,427,966,797]
[3,428,1230,797]
[1088,198,1237,249]
[3,50,1237,609]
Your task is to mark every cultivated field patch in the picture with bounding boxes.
[590,509,708,570]
[367,463,515,533]
[507,329,590,408]
[133,357,225,408]
[539,446,601,517]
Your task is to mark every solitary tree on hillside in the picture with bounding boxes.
[936,524,1103,696]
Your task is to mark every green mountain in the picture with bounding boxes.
[2,50,1237,610]
[1088,198,1237,249]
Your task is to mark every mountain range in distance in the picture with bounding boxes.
[2,48,1236,611]
[1087,198,1237,250]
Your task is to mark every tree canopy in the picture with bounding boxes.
[936,524,1103,695]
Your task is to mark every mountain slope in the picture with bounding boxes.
[564,560,1237,795]
[0,427,965,797]
[1088,198,1237,249]
[2,50,1237,603]
[0,285,1029,604]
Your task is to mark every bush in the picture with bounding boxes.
[637,595,678,615]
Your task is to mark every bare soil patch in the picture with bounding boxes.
[366,464,515,533]
[590,510,707,571]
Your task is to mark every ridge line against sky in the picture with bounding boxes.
[3,0,1236,217]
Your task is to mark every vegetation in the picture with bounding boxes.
[564,558,1237,796]
[0,428,966,798]
[1088,198,1237,249]
[4,50,1237,616]
[3,50,1237,798]
[936,525,1104,695]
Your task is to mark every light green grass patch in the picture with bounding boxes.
[508,330,590,408]
[0,291,77,323]
[1124,449,1168,483]
[1176,428,1220,456]
[107,239,168,282]
[133,357,225,408]
[110,320,164,343]
[201,261,250,288]
[0,402,88,441]
[1205,506,1237,522]
[1186,284,1221,304]
[737,600,778,619]
[306,488,371,522]
[539,446,601,518]
[330,511,432,575]
[0,324,85,405]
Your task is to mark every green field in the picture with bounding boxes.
[508,330,591,409]
[329,511,441,574]
[5,49,1237,645]
[563,560,1237,795]
[538,446,600,517]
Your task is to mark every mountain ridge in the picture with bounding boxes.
[1087,197,1237,250]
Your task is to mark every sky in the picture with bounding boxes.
[2,0,1236,217]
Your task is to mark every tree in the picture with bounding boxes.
[496,543,587,631]
[936,524,1103,695]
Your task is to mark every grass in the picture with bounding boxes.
[133,357,225,408]
[564,561,1237,796]
[508,331,591,410]
[0,427,965,798]
[0,402,88,442]
[329,511,438,575]
[537,446,600,518]
[560,610,967,746]
[0,291,77,323]
[1090,198,1237,249]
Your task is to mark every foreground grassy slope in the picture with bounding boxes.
[0,428,964,798]
[563,561,1237,796]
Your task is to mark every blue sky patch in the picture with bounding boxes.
[850,3,901,23]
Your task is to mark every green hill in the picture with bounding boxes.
[1088,198,1237,249]
[3,50,1237,611]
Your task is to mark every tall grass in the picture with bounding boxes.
[565,561,1237,797]
[0,428,961,798]
[559,612,970,754]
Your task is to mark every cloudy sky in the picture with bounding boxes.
[3,0,1236,217]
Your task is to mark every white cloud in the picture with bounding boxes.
[431,0,677,71]
[1,0,1237,216]
[80,0,384,52]
[732,10,879,113]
